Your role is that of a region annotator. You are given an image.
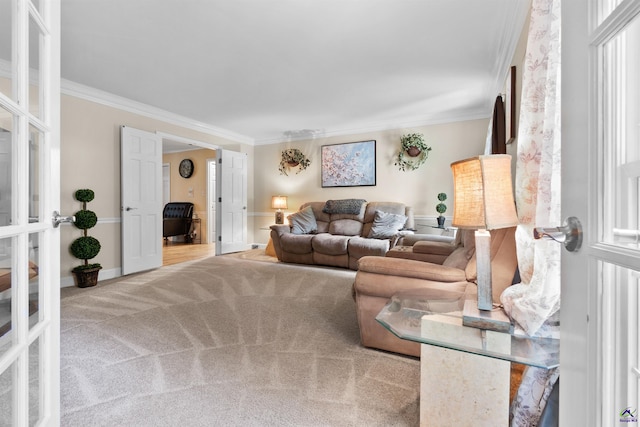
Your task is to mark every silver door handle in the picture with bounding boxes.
[125,207,137,211]
[52,211,76,228]
[533,216,583,252]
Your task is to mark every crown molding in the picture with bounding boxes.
[487,0,531,103]
[253,109,490,145]
[0,58,254,144]
[61,79,255,145]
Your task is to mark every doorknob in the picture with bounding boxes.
[533,216,583,252]
[125,207,137,211]
[52,211,75,228]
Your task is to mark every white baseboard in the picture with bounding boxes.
[60,267,122,288]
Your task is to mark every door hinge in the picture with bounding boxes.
[218,197,222,203]
[218,236,221,242]
[218,158,222,164]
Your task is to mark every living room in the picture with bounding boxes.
[6,0,630,425]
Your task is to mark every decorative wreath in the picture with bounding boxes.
[395,133,432,171]
[279,148,311,176]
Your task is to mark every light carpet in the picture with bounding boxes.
[60,254,420,426]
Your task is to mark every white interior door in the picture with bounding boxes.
[562,1,640,425]
[216,149,248,254]
[0,0,61,424]
[162,163,170,207]
[120,126,162,275]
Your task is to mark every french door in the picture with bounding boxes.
[562,0,640,425]
[0,0,61,425]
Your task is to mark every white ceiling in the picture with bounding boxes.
[5,0,531,145]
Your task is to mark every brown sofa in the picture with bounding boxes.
[270,200,453,270]
[353,227,518,357]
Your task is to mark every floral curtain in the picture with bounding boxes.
[498,0,562,424]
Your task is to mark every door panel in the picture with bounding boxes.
[216,150,248,254]
[562,0,640,424]
[0,0,61,424]
[121,126,162,275]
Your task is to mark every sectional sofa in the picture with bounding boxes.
[269,199,452,270]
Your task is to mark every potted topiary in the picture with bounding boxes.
[70,189,102,288]
[436,192,447,228]
[395,133,432,171]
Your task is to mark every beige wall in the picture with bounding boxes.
[252,118,490,243]
[163,148,216,243]
[4,14,529,283]
[60,94,248,282]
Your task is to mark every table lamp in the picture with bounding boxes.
[271,195,288,224]
[451,155,518,326]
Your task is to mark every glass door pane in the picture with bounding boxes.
[0,0,13,102]
[602,13,640,250]
[598,261,640,424]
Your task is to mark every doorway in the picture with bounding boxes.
[159,134,218,265]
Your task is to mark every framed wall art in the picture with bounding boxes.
[321,140,376,187]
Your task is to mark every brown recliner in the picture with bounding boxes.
[352,227,518,357]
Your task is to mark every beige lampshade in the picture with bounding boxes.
[271,195,288,210]
[451,155,518,230]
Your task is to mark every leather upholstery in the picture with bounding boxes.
[163,202,194,239]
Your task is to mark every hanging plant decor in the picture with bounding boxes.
[279,148,311,176]
[395,133,432,171]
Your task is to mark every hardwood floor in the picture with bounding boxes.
[162,241,217,266]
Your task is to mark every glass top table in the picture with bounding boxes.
[376,291,559,369]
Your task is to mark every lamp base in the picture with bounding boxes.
[274,211,284,225]
[462,299,513,333]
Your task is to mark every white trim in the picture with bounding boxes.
[157,131,221,150]
[62,79,255,144]
[60,266,121,288]
[253,110,491,145]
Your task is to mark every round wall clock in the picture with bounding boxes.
[179,159,194,178]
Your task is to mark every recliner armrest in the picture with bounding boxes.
[399,233,455,245]
[270,224,291,236]
[357,256,467,283]
[412,240,457,256]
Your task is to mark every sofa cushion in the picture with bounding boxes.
[288,205,317,235]
[322,199,366,215]
[348,236,389,258]
[329,219,363,236]
[299,202,330,233]
[368,210,407,239]
[312,233,350,255]
[280,233,315,254]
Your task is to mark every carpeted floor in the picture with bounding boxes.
[60,254,420,426]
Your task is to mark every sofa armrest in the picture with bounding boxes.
[269,224,291,236]
[357,256,467,283]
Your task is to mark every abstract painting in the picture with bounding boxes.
[321,140,376,187]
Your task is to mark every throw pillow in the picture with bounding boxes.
[368,210,407,239]
[322,199,366,215]
[288,205,318,235]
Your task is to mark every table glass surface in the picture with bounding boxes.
[376,293,559,369]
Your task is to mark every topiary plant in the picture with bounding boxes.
[71,189,101,273]
[436,192,447,228]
